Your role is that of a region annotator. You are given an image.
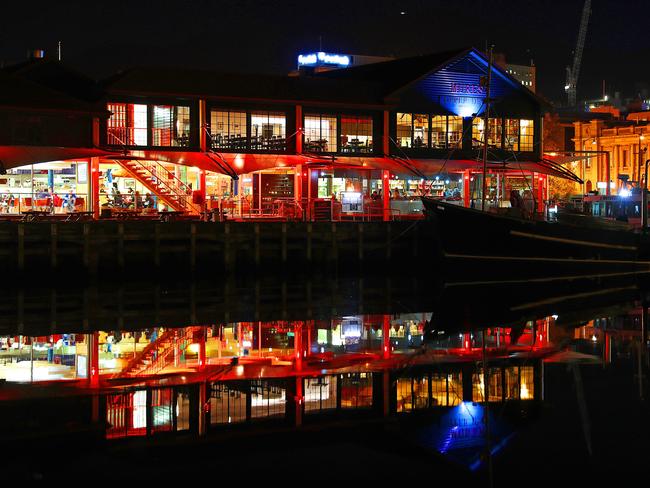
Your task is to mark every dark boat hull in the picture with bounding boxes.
[421,197,649,277]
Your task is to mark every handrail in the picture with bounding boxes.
[113,329,176,378]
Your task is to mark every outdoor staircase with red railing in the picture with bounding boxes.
[113,159,201,214]
[114,327,200,378]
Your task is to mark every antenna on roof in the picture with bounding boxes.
[57,41,62,61]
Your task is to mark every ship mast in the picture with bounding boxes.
[481,46,494,212]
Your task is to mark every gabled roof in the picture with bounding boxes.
[101,67,387,106]
[2,59,102,103]
[0,72,104,114]
[317,47,547,107]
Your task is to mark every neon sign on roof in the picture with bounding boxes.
[298,52,351,67]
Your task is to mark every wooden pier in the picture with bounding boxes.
[0,220,438,276]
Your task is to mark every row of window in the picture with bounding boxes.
[107,103,191,147]
[397,113,535,152]
[106,103,535,153]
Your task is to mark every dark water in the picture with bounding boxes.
[0,272,649,485]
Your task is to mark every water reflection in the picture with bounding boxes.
[0,273,649,484]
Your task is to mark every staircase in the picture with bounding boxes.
[114,159,201,214]
[114,327,198,378]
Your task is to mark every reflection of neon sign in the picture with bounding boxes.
[298,52,351,67]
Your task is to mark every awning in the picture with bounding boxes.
[0,146,118,170]
[99,149,583,182]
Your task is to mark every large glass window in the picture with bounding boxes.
[430,116,446,149]
[472,117,485,148]
[447,116,463,149]
[107,103,147,146]
[505,119,520,151]
[251,112,286,151]
[413,114,429,148]
[210,110,247,150]
[341,116,373,153]
[488,118,502,148]
[304,114,337,153]
[520,119,534,152]
[151,105,191,147]
[396,113,413,148]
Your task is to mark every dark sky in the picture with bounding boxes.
[2,0,648,104]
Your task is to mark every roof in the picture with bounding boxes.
[2,58,102,103]
[315,48,467,95]
[102,67,387,106]
[0,72,105,114]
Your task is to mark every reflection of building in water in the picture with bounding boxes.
[0,312,567,443]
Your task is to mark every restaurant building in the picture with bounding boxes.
[0,47,567,220]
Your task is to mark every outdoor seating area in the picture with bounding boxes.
[211,134,287,151]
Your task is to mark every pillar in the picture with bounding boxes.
[605,151,611,195]
[295,105,303,154]
[604,332,611,364]
[199,169,206,212]
[90,158,100,219]
[383,110,390,155]
[198,327,206,370]
[306,168,313,220]
[382,170,390,221]
[463,333,471,351]
[463,170,471,208]
[382,315,391,359]
[199,99,207,152]
[295,163,303,219]
[537,174,544,213]
[87,332,99,388]
[294,322,303,427]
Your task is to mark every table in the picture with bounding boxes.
[157,210,186,222]
[21,210,51,222]
[65,211,95,222]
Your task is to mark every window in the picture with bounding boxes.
[251,112,286,151]
[447,116,463,149]
[622,149,629,168]
[519,119,534,151]
[304,114,337,152]
[430,116,446,149]
[341,116,373,153]
[488,118,502,148]
[152,105,191,147]
[250,379,286,419]
[340,373,372,409]
[472,117,485,148]
[210,382,247,425]
[210,110,247,150]
[304,376,337,413]
[396,113,413,148]
[413,114,429,148]
[505,119,520,151]
[107,103,147,146]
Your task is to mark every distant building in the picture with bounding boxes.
[494,53,536,93]
[573,118,650,194]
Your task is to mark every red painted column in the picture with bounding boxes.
[463,333,471,351]
[604,332,611,364]
[91,158,100,219]
[199,99,207,152]
[198,327,206,370]
[382,170,390,221]
[87,332,99,388]
[383,111,390,156]
[537,174,544,213]
[295,164,303,220]
[463,170,471,208]
[199,169,207,213]
[296,105,303,154]
[382,315,391,359]
[294,322,303,427]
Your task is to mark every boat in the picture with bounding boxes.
[421,48,650,275]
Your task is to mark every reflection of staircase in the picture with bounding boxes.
[114,328,197,378]
[114,159,201,214]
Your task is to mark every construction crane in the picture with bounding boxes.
[565,0,592,107]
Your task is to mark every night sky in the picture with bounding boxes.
[2,0,648,104]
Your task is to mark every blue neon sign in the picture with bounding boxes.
[298,52,351,67]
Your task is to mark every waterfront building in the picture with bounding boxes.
[0,47,561,220]
[572,116,650,195]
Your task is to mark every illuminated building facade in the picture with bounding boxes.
[0,47,554,220]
